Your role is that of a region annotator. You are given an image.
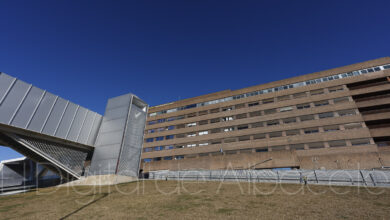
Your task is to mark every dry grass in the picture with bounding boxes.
[0,180,390,219]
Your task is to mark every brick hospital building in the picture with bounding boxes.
[141,57,390,172]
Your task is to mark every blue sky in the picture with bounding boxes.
[0,0,390,161]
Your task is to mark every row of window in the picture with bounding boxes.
[145,96,353,141]
[143,120,362,152]
[147,86,345,126]
[148,64,389,117]
[142,138,373,162]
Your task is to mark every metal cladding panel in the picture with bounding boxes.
[117,99,147,177]
[0,73,15,103]
[42,98,68,136]
[87,114,102,146]
[67,107,88,142]
[89,94,133,176]
[11,87,45,128]
[55,103,78,139]
[27,92,57,132]
[0,73,102,147]
[77,111,95,144]
[0,79,30,124]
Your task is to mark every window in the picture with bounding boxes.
[333,97,349,104]
[148,129,155,133]
[210,128,221,133]
[187,113,197,118]
[384,64,390,69]
[146,138,154,143]
[269,131,282,138]
[199,120,208,125]
[143,158,152,163]
[329,140,346,147]
[165,135,174,140]
[211,140,222,145]
[293,92,307,98]
[224,138,236,143]
[236,113,247,119]
[266,120,279,126]
[314,100,329,107]
[290,144,305,150]
[222,117,234,122]
[235,103,246,109]
[248,102,259,107]
[154,146,164,151]
[283,117,296,124]
[199,153,209,157]
[238,135,251,141]
[329,86,344,93]
[211,118,221,123]
[344,123,362,130]
[351,138,370,146]
[277,95,291,101]
[253,133,266,139]
[199,130,209,135]
[175,155,184,160]
[256,148,268,152]
[304,127,319,134]
[144,148,153,152]
[237,125,249,130]
[286,129,300,136]
[153,157,162,161]
[280,106,293,112]
[148,121,157,125]
[165,145,174,150]
[157,127,165,132]
[223,127,234,132]
[318,112,334,119]
[264,109,277,115]
[324,125,340,132]
[199,142,209,146]
[167,125,175,130]
[157,118,166,123]
[155,136,164,141]
[187,133,196,137]
[310,89,324,96]
[222,106,233,111]
[176,124,185,129]
[297,103,311,109]
[225,150,237,154]
[308,142,324,149]
[210,108,220,113]
[186,143,196,147]
[338,109,356,116]
[199,110,208,116]
[176,134,185,138]
[300,115,315,121]
[249,111,262,117]
[164,156,173,160]
[251,122,263,128]
[263,98,274,104]
[187,122,197,127]
[272,146,285,151]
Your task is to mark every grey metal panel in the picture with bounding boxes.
[55,103,78,139]
[90,159,118,175]
[27,92,57,132]
[117,99,147,177]
[106,94,131,110]
[67,107,88,142]
[91,144,121,161]
[77,111,95,144]
[0,79,31,124]
[96,131,123,146]
[98,117,127,134]
[42,97,68,136]
[11,86,45,128]
[87,114,102,146]
[0,73,16,104]
[103,106,129,121]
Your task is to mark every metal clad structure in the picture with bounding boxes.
[0,72,102,146]
[89,94,148,177]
